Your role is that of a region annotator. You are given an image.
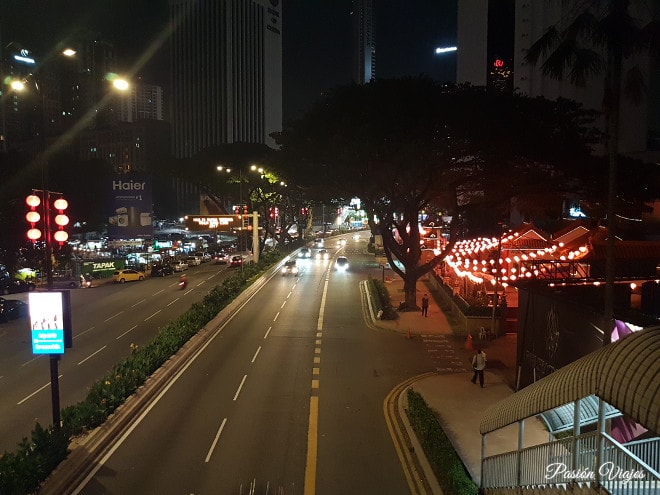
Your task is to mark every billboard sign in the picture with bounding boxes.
[108,174,153,239]
[185,214,240,232]
[29,292,72,354]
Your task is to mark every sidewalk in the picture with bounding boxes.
[373,276,548,488]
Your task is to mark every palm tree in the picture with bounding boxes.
[524,0,659,343]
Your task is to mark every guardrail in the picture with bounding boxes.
[482,431,659,494]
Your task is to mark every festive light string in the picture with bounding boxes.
[445,232,594,284]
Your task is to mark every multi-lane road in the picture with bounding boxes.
[3,234,436,494]
[0,258,236,453]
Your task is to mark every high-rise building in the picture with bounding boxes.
[456,0,514,92]
[351,0,376,85]
[457,1,658,156]
[118,82,164,122]
[514,0,656,155]
[169,0,283,158]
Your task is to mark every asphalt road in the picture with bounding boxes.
[0,260,237,453]
[69,236,436,494]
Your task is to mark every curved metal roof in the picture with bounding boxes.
[538,395,622,434]
[480,326,660,435]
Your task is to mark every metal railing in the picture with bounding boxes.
[482,431,659,495]
[600,434,660,495]
[624,437,660,473]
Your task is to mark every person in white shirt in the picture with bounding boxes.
[471,348,487,388]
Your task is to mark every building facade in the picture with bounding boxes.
[456,0,514,92]
[169,0,283,158]
[118,81,164,123]
[351,0,376,85]
[514,1,658,155]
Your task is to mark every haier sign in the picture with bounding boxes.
[107,174,153,239]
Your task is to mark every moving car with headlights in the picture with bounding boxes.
[298,248,311,259]
[0,297,29,322]
[335,256,349,271]
[229,255,244,268]
[281,260,299,276]
[315,249,329,260]
[214,252,228,264]
[112,269,145,283]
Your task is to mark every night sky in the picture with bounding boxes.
[1,0,457,122]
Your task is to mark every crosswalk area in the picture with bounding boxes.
[421,334,471,374]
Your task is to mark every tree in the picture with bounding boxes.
[275,79,596,309]
[524,0,660,342]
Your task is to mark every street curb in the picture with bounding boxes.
[365,281,442,494]
[397,379,444,495]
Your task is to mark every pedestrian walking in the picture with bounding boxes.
[471,348,487,387]
[421,294,429,317]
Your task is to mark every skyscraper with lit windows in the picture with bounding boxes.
[169,0,282,158]
[351,0,375,85]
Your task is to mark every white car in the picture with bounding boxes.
[185,256,202,266]
[335,256,349,271]
[171,260,189,272]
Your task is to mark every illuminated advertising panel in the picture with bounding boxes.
[107,174,153,239]
[29,292,72,354]
[184,215,240,232]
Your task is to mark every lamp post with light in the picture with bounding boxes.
[217,164,263,254]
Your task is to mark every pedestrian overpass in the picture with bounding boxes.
[479,326,659,494]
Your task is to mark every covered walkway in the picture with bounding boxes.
[479,326,660,494]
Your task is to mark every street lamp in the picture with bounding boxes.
[216,164,262,252]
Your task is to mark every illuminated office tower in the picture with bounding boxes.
[351,0,375,85]
[169,0,283,158]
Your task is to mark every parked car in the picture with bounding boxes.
[112,269,145,283]
[298,248,311,259]
[171,260,189,272]
[335,256,349,271]
[0,277,36,295]
[0,297,29,322]
[185,255,202,266]
[151,263,174,277]
[229,255,244,268]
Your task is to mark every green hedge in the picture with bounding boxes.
[0,249,285,495]
[368,277,398,320]
[406,389,478,495]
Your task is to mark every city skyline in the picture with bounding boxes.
[1,1,458,123]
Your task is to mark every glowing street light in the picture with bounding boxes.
[435,46,457,54]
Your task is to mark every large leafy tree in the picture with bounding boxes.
[274,78,596,309]
[524,0,660,341]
